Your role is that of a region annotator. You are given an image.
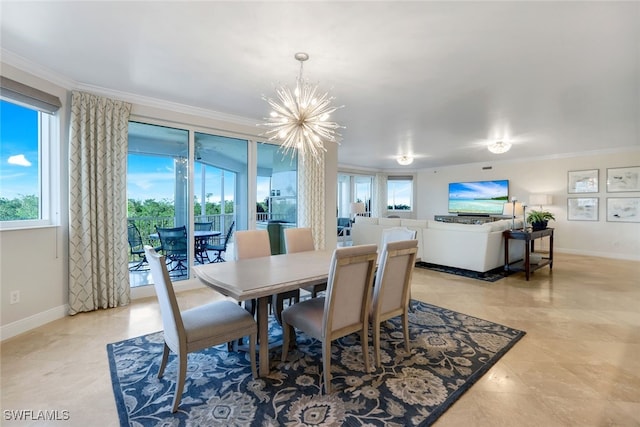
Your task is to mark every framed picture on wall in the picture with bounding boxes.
[606,197,640,223]
[568,169,598,193]
[606,166,640,192]
[567,197,598,221]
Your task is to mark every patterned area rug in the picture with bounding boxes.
[415,262,512,282]
[107,301,525,426]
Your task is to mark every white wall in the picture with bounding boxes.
[416,150,640,260]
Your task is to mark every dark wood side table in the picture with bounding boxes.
[503,228,554,280]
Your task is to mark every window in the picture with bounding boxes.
[337,173,373,217]
[387,176,413,211]
[0,99,57,227]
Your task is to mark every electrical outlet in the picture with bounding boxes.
[10,290,20,305]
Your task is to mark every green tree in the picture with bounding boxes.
[0,195,39,220]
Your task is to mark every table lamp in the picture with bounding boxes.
[350,202,366,223]
[503,198,524,230]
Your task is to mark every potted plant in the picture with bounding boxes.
[526,210,555,231]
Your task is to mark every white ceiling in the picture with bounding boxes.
[2,1,639,170]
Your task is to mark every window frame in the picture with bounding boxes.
[0,98,59,230]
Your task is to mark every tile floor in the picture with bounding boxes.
[2,252,639,426]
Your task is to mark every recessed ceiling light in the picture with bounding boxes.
[488,141,511,154]
[397,155,414,165]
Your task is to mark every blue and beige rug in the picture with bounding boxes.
[107,301,525,426]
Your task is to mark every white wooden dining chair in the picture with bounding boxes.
[370,239,418,368]
[283,227,327,298]
[281,244,378,393]
[379,226,416,252]
[144,246,257,413]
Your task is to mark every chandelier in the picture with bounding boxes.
[262,52,343,162]
[487,140,511,154]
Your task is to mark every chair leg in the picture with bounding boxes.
[158,343,170,378]
[272,294,285,326]
[373,321,381,369]
[402,312,410,353]
[249,332,258,379]
[281,322,290,362]
[322,340,332,394]
[172,353,187,413]
[361,327,370,374]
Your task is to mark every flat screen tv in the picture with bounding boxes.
[448,180,509,215]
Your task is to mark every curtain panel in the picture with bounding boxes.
[68,91,132,315]
[372,173,387,218]
[298,155,326,250]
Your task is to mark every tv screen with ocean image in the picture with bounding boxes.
[448,180,509,215]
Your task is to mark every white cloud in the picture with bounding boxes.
[8,154,31,167]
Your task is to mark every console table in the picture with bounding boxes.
[503,228,554,280]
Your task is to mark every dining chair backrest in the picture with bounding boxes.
[283,227,315,253]
[194,222,213,231]
[373,239,418,317]
[145,246,184,349]
[380,226,417,250]
[324,244,378,337]
[235,229,271,260]
[370,239,418,367]
[379,226,416,264]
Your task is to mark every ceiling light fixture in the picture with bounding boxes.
[487,140,512,154]
[397,155,414,166]
[261,52,343,162]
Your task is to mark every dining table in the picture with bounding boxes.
[192,249,334,376]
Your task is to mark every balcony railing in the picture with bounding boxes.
[127,214,235,262]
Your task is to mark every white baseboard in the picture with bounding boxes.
[1,304,68,342]
[555,247,640,261]
[1,281,204,342]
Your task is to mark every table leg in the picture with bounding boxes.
[257,296,270,376]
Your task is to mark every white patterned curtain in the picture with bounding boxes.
[298,155,326,250]
[372,173,387,218]
[68,91,132,315]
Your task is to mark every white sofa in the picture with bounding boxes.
[351,216,525,273]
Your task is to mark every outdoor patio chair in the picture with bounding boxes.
[127,223,160,271]
[205,221,235,263]
[156,226,189,276]
[194,221,214,263]
[144,246,257,413]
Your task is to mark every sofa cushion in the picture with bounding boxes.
[355,216,378,225]
[427,220,490,233]
[379,218,402,226]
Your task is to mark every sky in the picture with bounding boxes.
[0,100,39,200]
